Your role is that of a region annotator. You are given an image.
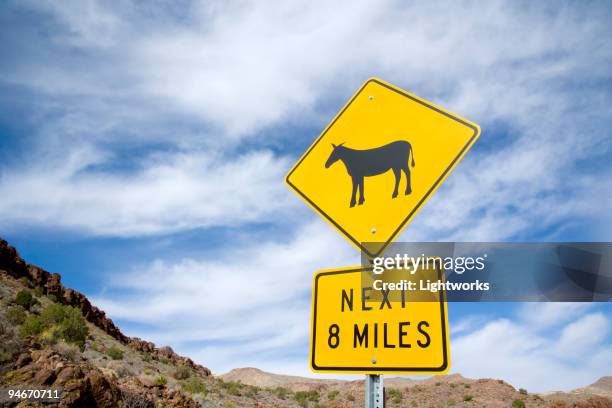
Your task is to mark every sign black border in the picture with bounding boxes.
[286,78,480,258]
[311,266,449,373]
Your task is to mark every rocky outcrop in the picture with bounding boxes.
[7,338,121,407]
[0,239,28,279]
[129,339,211,376]
[0,239,127,343]
[7,338,200,408]
[120,379,200,408]
[0,238,210,377]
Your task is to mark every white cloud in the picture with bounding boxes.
[6,0,612,136]
[0,146,294,236]
[451,314,493,336]
[92,220,356,372]
[452,310,612,392]
[555,312,610,358]
[517,303,594,328]
[1,0,610,238]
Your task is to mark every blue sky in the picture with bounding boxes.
[1,0,612,392]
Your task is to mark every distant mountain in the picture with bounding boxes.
[569,376,612,399]
[221,367,612,407]
[589,376,612,393]
[221,367,347,390]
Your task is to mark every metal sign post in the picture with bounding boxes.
[365,374,384,408]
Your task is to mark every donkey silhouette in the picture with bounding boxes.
[324,140,415,207]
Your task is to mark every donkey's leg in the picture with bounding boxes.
[350,177,358,207]
[402,165,412,195]
[392,168,401,198]
[358,177,365,205]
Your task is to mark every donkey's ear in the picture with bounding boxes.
[332,143,337,148]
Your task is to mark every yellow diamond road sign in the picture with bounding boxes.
[311,266,449,374]
[286,78,480,258]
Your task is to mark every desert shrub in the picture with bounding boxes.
[21,315,45,336]
[295,390,320,406]
[41,303,67,325]
[463,395,473,402]
[245,385,258,399]
[107,346,124,360]
[327,390,339,400]
[159,356,170,365]
[40,325,62,345]
[464,383,471,388]
[519,388,528,395]
[513,399,526,408]
[271,386,290,399]
[0,351,11,363]
[121,388,155,408]
[450,383,457,388]
[21,304,88,348]
[154,375,167,386]
[346,393,355,402]
[181,377,207,395]
[220,380,242,396]
[173,364,191,380]
[142,353,152,363]
[47,294,58,303]
[56,307,88,348]
[53,340,80,361]
[0,335,23,363]
[34,286,44,297]
[388,387,403,404]
[15,290,38,310]
[89,341,102,352]
[222,402,235,408]
[113,364,132,378]
[5,306,26,325]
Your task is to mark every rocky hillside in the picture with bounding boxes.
[0,238,300,407]
[221,369,612,407]
[582,377,612,397]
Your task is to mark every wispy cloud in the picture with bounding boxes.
[0,146,293,236]
[517,303,594,328]
[452,308,612,391]
[92,220,355,372]
[1,0,611,239]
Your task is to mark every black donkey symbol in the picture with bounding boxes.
[324,140,416,208]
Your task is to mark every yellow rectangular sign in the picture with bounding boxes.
[310,266,450,374]
[286,78,480,258]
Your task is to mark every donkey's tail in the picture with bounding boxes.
[410,145,416,168]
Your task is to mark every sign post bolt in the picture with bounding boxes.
[365,374,384,408]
